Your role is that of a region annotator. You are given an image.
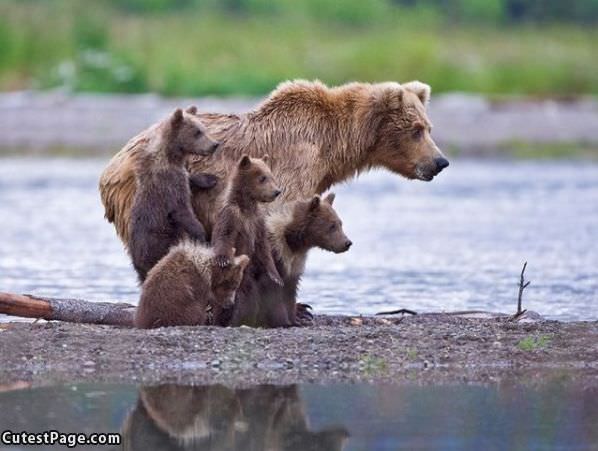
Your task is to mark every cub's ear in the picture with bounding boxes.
[185,105,198,114]
[234,254,250,270]
[171,108,184,128]
[308,195,321,212]
[262,154,270,164]
[402,81,431,107]
[324,192,336,205]
[231,247,237,255]
[239,155,251,169]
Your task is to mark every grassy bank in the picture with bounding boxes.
[1,1,597,96]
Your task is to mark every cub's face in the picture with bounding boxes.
[169,108,219,159]
[302,193,352,254]
[211,255,249,307]
[238,155,282,203]
[369,82,448,182]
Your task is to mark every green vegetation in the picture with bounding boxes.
[506,142,598,160]
[0,0,597,96]
[517,335,552,351]
[359,354,388,375]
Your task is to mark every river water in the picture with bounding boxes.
[0,157,596,321]
[1,380,597,450]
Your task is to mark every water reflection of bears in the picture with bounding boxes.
[122,384,348,451]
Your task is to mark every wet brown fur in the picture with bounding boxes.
[134,241,249,329]
[100,80,445,245]
[258,193,351,327]
[127,108,218,281]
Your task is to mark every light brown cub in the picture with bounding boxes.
[134,241,249,329]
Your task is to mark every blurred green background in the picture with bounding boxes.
[0,0,596,96]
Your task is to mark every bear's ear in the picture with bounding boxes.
[239,155,251,169]
[234,254,250,270]
[373,82,404,112]
[324,192,336,205]
[308,195,321,212]
[185,105,198,114]
[170,108,184,128]
[403,81,431,107]
[231,247,236,255]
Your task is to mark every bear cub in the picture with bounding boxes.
[211,155,284,326]
[135,240,249,328]
[128,107,219,282]
[259,193,352,327]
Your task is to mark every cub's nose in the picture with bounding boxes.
[209,142,220,154]
[273,189,282,198]
[344,240,353,250]
[434,157,449,172]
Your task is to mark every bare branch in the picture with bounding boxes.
[510,261,531,322]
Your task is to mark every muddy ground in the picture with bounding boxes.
[1,315,597,388]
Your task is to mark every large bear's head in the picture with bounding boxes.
[365,81,448,181]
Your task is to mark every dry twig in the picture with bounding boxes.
[510,261,531,322]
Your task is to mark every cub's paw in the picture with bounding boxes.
[295,302,314,326]
[190,173,219,190]
[269,272,284,287]
[214,255,232,268]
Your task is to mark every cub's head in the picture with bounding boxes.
[211,254,249,307]
[166,107,219,160]
[237,155,282,203]
[287,193,352,254]
[367,81,448,181]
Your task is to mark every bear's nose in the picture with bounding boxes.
[209,142,220,153]
[434,157,449,172]
[273,189,282,197]
[344,240,353,249]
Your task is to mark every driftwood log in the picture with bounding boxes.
[0,292,135,326]
[0,291,541,327]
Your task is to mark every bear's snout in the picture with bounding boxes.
[434,157,449,172]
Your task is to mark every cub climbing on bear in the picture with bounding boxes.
[100,80,449,247]
[128,107,219,281]
[258,193,352,327]
[211,155,284,326]
[135,241,249,328]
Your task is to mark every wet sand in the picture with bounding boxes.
[1,315,597,387]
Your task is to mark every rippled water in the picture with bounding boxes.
[0,157,596,320]
[1,380,597,450]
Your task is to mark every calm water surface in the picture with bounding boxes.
[0,157,596,320]
[1,381,597,450]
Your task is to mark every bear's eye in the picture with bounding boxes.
[259,175,267,183]
[412,127,423,140]
[195,130,202,138]
[329,224,337,232]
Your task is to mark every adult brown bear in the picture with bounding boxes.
[99,79,448,244]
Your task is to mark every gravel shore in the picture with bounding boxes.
[1,91,597,154]
[1,315,597,387]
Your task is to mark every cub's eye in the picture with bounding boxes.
[259,175,267,183]
[195,130,202,138]
[412,127,423,140]
[329,224,337,232]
